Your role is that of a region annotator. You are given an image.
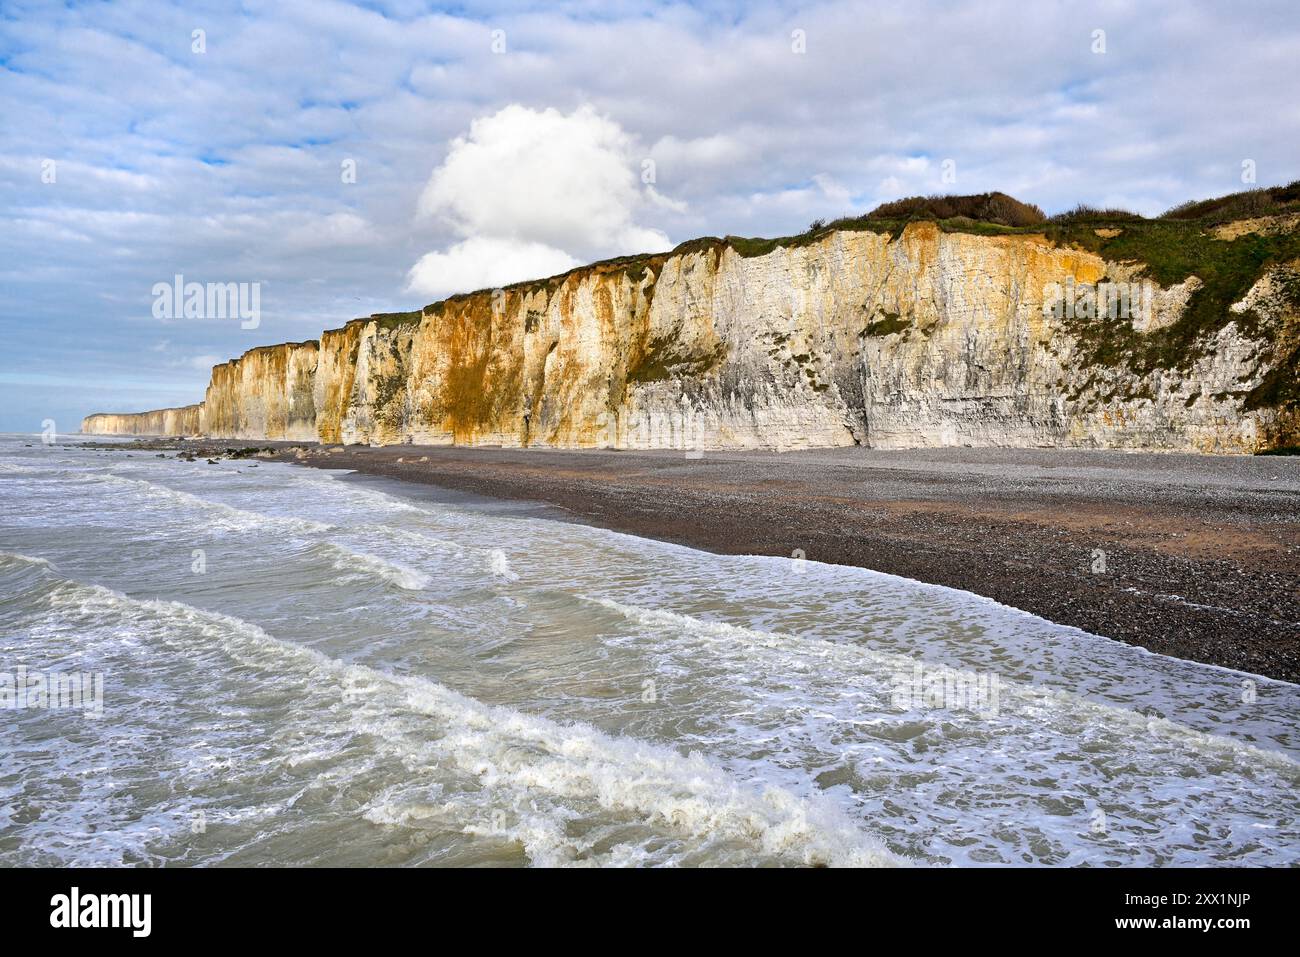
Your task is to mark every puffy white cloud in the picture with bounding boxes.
[406,236,580,300]
[409,104,671,297]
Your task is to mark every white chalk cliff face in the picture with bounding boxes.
[84,221,1300,453]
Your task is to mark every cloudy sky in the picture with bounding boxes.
[1,0,1297,432]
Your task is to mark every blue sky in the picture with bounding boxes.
[1,0,1298,433]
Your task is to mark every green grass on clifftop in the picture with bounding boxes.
[1060,222,1300,375]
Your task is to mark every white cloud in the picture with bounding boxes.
[651,133,747,170]
[406,236,580,299]
[284,212,378,250]
[812,174,852,205]
[411,104,672,294]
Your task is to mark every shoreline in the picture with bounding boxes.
[81,438,1300,682]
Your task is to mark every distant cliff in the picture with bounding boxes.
[84,206,1300,453]
[83,404,202,437]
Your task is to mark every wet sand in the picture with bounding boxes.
[85,439,1300,682]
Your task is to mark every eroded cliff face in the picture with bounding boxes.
[82,405,202,437]
[203,341,320,441]
[82,221,1300,452]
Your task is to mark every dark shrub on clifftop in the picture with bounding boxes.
[1161,180,1300,224]
[1048,204,1146,224]
[866,192,1047,227]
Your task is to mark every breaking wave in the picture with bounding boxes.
[29,570,899,867]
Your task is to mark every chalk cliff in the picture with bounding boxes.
[83,217,1300,453]
[83,404,202,437]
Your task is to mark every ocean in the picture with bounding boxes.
[0,433,1296,866]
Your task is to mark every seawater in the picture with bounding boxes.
[0,435,1296,866]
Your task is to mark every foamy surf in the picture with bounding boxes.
[16,565,898,867]
[0,551,55,570]
[587,596,1300,772]
[316,542,432,591]
[2,435,1297,867]
[361,526,521,583]
[487,548,519,581]
[91,472,332,534]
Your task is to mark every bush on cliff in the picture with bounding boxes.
[1048,204,1146,224]
[864,192,1047,227]
[1161,180,1300,224]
